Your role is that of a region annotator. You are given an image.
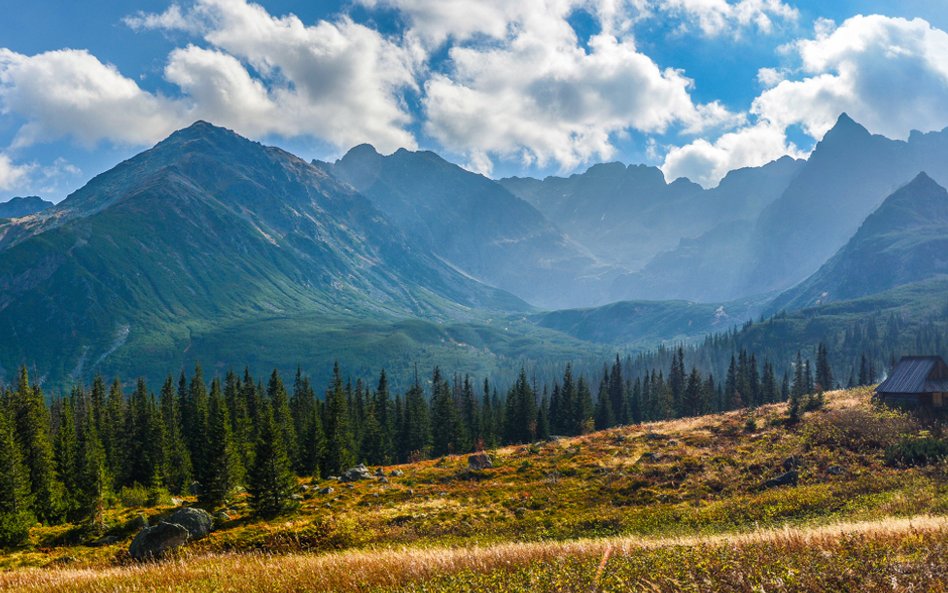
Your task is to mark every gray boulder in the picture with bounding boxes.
[319,486,335,495]
[390,469,405,477]
[166,507,213,540]
[341,464,372,482]
[128,521,190,561]
[468,452,493,470]
[763,469,798,489]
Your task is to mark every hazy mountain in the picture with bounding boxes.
[741,114,948,296]
[769,173,948,312]
[0,196,53,218]
[318,145,617,309]
[0,122,533,387]
[501,156,802,273]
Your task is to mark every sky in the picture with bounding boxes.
[1,0,947,201]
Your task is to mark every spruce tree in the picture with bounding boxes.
[0,404,33,546]
[12,367,64,523]
[159,375,192,494]
[324,363,356,474]
[198,379,239,508]
[73,399,107,527]
[248,400,297,518]
[268,369,298,473]
[431,368,462,456]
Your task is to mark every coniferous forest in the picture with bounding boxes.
[1,335,890,545]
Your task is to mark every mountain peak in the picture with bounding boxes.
[822,112,870,142]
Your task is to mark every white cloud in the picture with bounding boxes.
[419,1,738,173]
[753,14,948,140]
[662,121,800,187]
[663,14,948,187]
[649,0,798,37]
[123,4,201,34]
[0,153,33,191]
[136,0,422,152]
[0,48,185,148]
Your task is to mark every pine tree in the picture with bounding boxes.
[430,368,462,457]
[73,397,107,527]
[374,370,394,464]
[0,404,33,546]
[400,375,430,461]
[608,355,627,425]
[198,379,239,508]
[159,375,191,494]
[268,369,298,472]
[52,395,77,517]
[683,367,705,417]
[103,379,125,488]
[247,401,297,518]
[183,366,209,487]
[12,367,64,523]
[324,363,356,474]
[574,376,594,434]
[815,343,834,391]
[594,374,614,430]
[122,379,164,489]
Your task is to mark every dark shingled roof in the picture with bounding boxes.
[876,356,948,394]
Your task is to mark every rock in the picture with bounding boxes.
[390,469,404,477]
[300,484,311,492]
[639,452,658,462]
[827,465,845,475]
[291,493,303,501]
[763,469,798,489]
[328,476,340,481]
[319,487,335,495]
[378,476,389,483]
[166,507,213,540]
[468,452,493,470]
[783,456,801,471]
[128,521,190,561]
[375,468,386,477]
[341,464,372,482]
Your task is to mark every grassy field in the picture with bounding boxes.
[1,387,945,591]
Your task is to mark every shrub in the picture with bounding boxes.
[119,484,171,508]
[885,434,948,467]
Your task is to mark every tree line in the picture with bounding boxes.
[0,342,856,545]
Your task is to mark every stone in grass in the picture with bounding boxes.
[166,507,213,540]
[341,464,372,482]
[128,522,190,561]
[390,469,405,477]
[319,487,335,495]
[763,469,798,489]
[468,452,493,470]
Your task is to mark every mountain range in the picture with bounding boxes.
[1,114,946,389]
[0,195,53,219]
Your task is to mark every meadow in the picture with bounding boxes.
[2,387,945,592]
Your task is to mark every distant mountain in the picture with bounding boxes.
[318,145,617,309]
[0,196,52,218]
[741,114,948,296]
[501,156,802,273]
[0,122,534,387]
[769,173,948,312]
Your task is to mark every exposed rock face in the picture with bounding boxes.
[167,507,213,540]
[468,453,493,470]
[341,464,372,482]
[128,521,190,561]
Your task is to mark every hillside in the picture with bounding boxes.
[742,114,948,296]
[771,173,948,312]
[0,122,541,388]
[4,387,946,593]
[319,145,617,309]
[0,196,53,219]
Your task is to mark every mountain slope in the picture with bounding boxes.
[501,156,803,274]
[0,196,53,218]
[318,145,617,309]
[0,122,532,386]
[742,114,948,296]
[769,173,948,312]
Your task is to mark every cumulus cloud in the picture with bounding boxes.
[753,15,948,140]
[0,153,33,191]
[417,1,738,173]
[662,121,801,187]
[0,48,185,148]
[136,0,422,152]
[646,0,798,37]
[663,14,948,187]
[123,4,201,34]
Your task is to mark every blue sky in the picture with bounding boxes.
[1,0,947,201]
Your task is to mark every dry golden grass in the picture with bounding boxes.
[2,515,944,593]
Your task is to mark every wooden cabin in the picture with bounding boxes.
[875,356,948,412]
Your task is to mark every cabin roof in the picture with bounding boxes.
[876,356,948,394]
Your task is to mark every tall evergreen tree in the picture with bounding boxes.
[0,404,33,545]
[324,363,356,474]
[12,367,64,523]
[198,379,239,508]
[73,397,107,526]
[159,375,191,494]
[430,368,462,457]
[247,401,297,518]
[267,369,298,473]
